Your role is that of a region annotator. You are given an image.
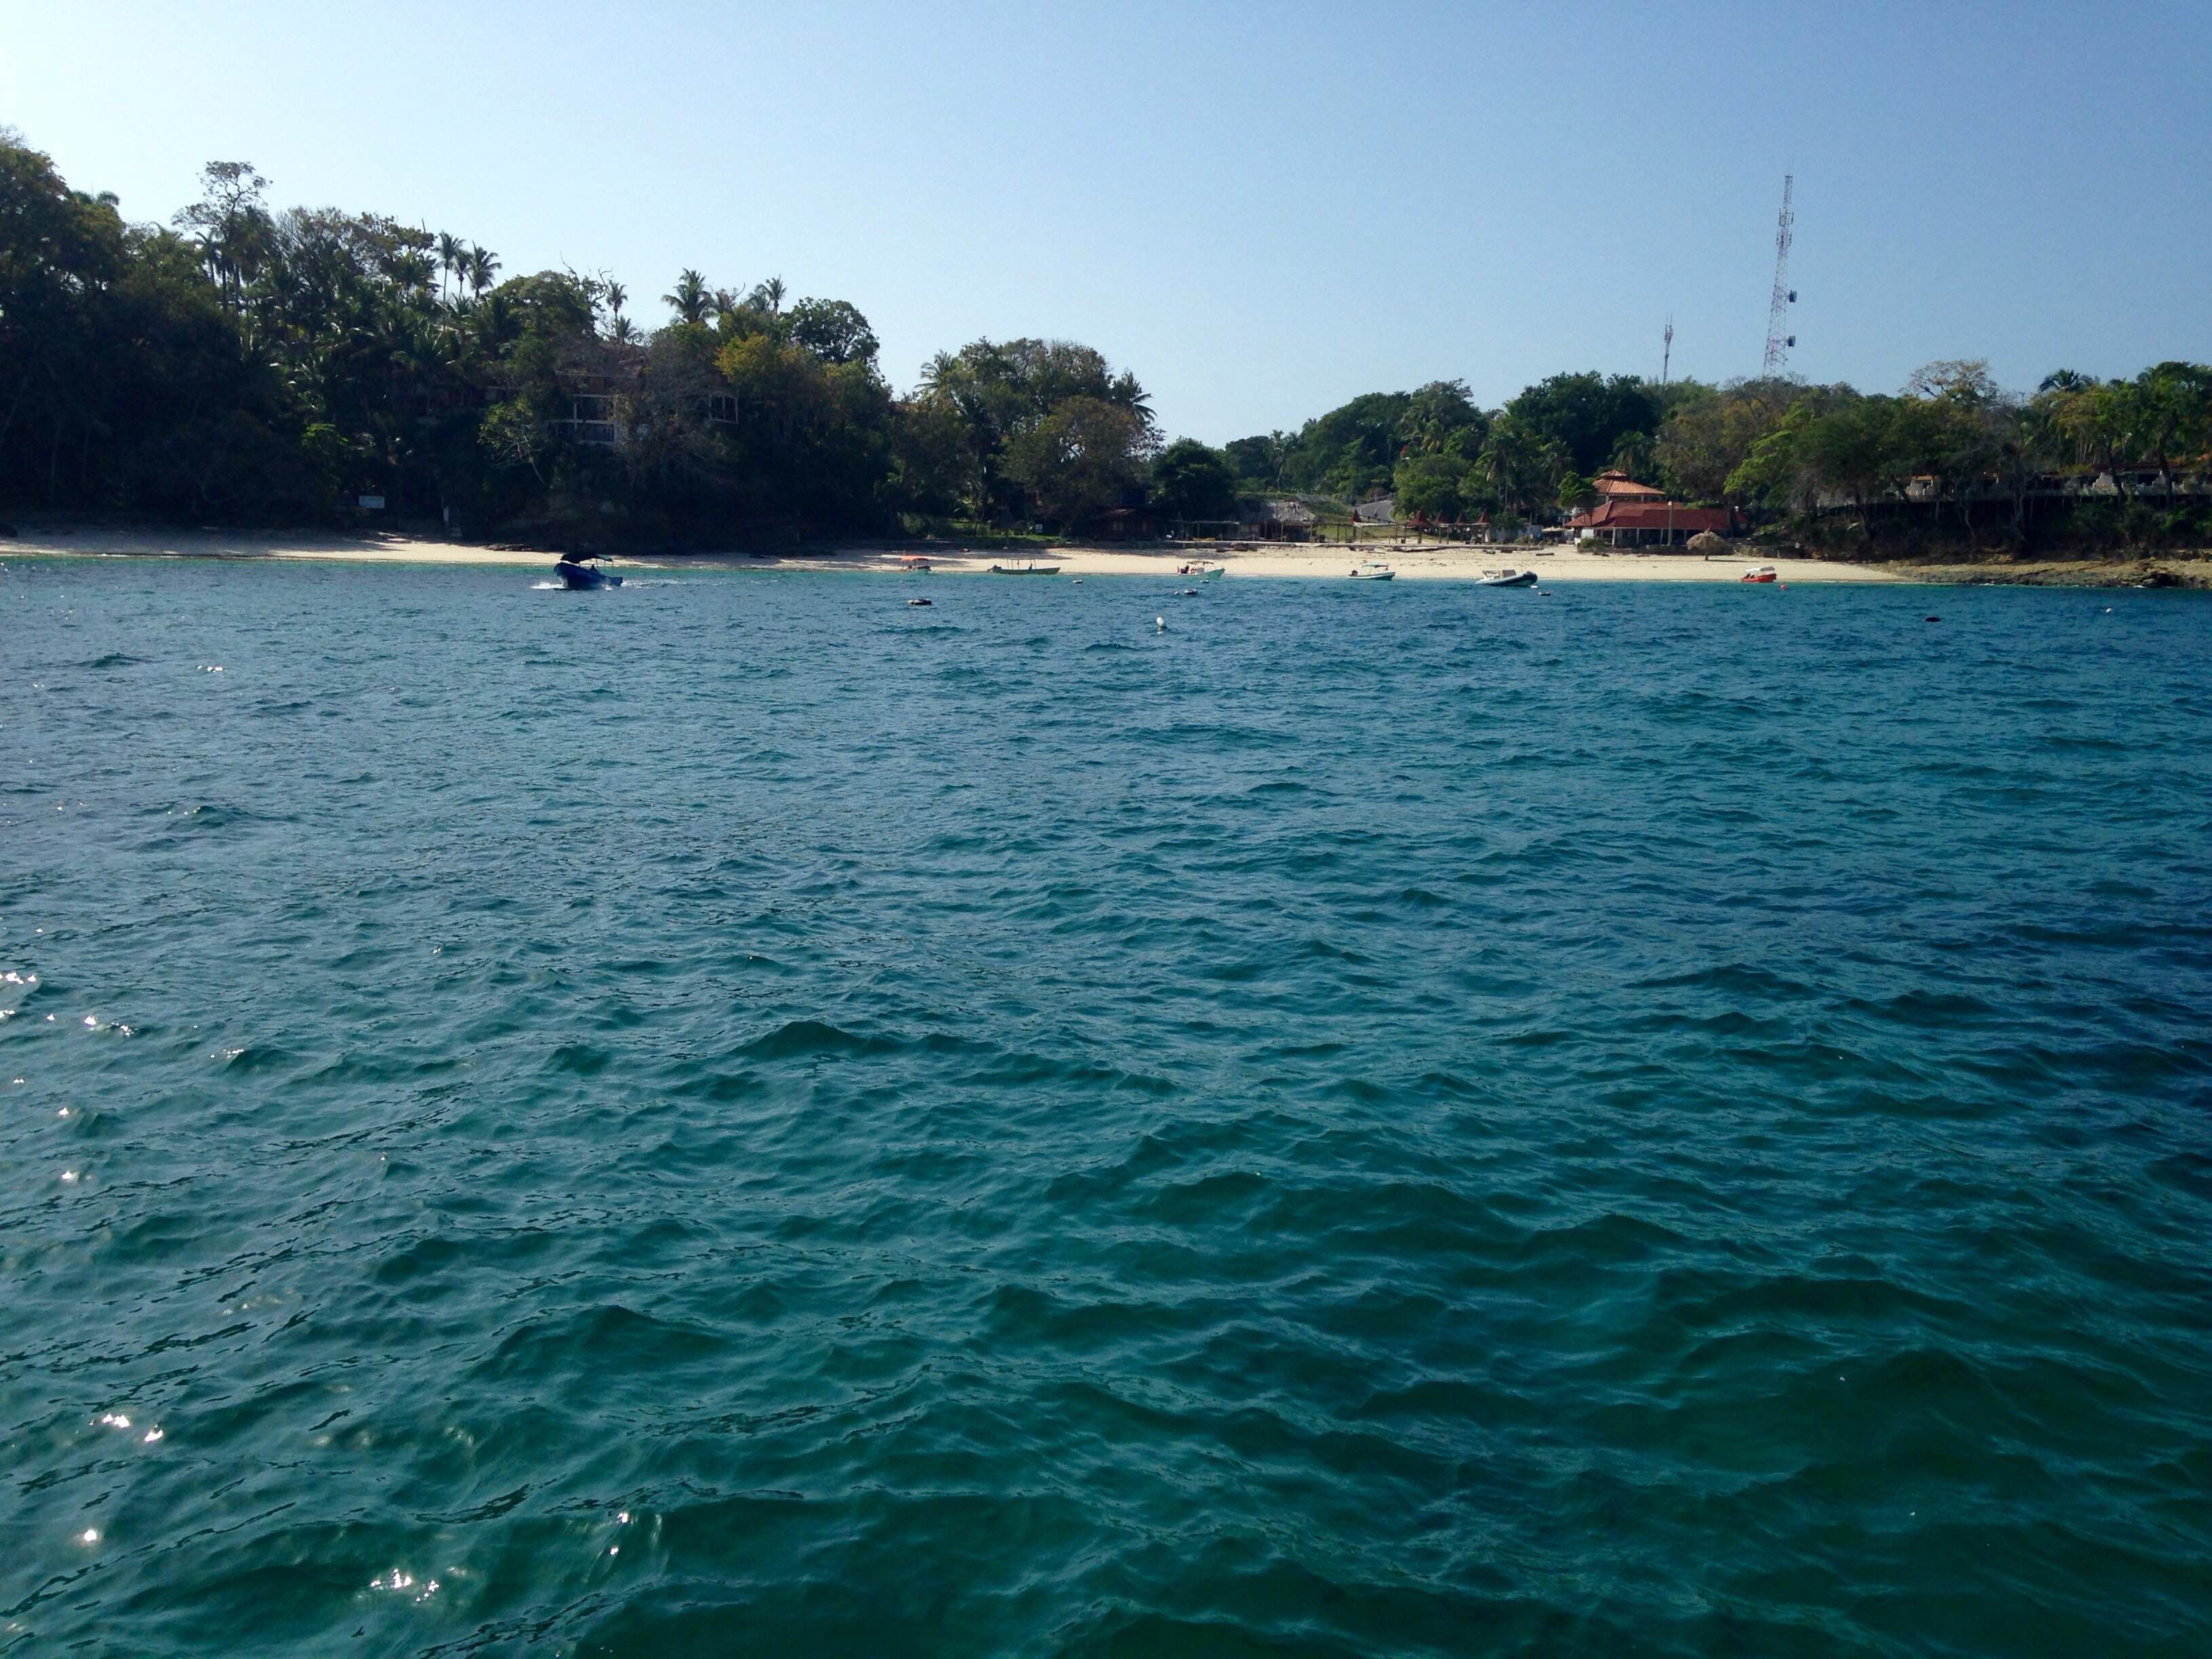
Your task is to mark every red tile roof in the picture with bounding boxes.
[1565,500,1733,532]
[1592,470,1666,499]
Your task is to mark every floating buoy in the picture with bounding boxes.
[1155,615,1166,632]
[1924,615,1940,623]
[907,598,931,607]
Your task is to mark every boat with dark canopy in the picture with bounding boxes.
[554,556,622,590]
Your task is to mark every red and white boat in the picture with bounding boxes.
[1741,564,1778,583]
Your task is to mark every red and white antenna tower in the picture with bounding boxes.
[1761,175,1797,374]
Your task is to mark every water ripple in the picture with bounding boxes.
[1,565,2208,1656]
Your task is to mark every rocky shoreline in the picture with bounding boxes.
[1879,556,2211,590]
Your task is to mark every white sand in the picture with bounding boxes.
[847,543,1900,583]
[3,527,1900,583]
[3,527,564,566]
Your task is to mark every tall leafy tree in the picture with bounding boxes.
[173,161,272,308]
[1503,370,1660,476]
[1151,438,1238,521]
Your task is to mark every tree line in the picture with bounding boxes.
[1223,362,2212,549]
[5,136,2207,552]
[0,141,1162,542]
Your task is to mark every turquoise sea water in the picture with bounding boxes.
[3,560,2209,1658]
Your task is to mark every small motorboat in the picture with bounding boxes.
[1349,561,1397,581]
[1178,561,1224,579]
[907,597,933,607]
[554,556,621,590]
[1742,565,1778,583]
[989,561,1061,575]
[1477,567,1538,588]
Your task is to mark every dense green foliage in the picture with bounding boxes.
[6,136,2209,550]
[1227,361,2212,547]
[912,338,1157,528]
[1149,437,1239,523]
[0,140,1155,540]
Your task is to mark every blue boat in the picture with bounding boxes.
[554,557,622,590]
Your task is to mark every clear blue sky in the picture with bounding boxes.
[6,0,2207,442]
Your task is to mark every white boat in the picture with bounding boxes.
[989,561,1061,575]
[1179,560,1224,579]
[1477,567,1538,588]
[1741,564,1778,583]
[1349,561,1396,581]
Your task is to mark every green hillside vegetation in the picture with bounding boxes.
[1223,365,2212,554]
[5,136,2209,555]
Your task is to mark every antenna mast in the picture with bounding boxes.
[1762,174,1797,375]
[1662,315,1674,386]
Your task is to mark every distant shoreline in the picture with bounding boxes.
[5,527,2206,588]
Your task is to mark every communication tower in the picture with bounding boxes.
[1761,175,1798,375]
[1662,315,1674,386]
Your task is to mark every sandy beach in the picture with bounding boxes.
[896,541,1902,583]
[3,525,1903,583]
[1,526,560,567]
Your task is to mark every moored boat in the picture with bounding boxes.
[1742,564,1778,583]
[988,561,1061,575]
[1477,567,1538,587]
[1349,560,1397,581]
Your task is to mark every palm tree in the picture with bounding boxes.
[1107,370,1155,432]
[392,249,436,297]
[472,290,516,350]
[466,245,499,296]
[751,275,786,315]
[1475,413,1563,518]
[605,281,627,316]
[664,268,710,325]
[435,232,466,302]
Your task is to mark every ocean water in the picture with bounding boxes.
[3,558,2209,1658]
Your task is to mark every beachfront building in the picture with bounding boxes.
[1088,506,1162,539]
[1248,499,1318,540]
[1567,498,1734,547]
[1566,472,1733,547]
[1169,499,1319,542]
[1591,469,1665,505]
